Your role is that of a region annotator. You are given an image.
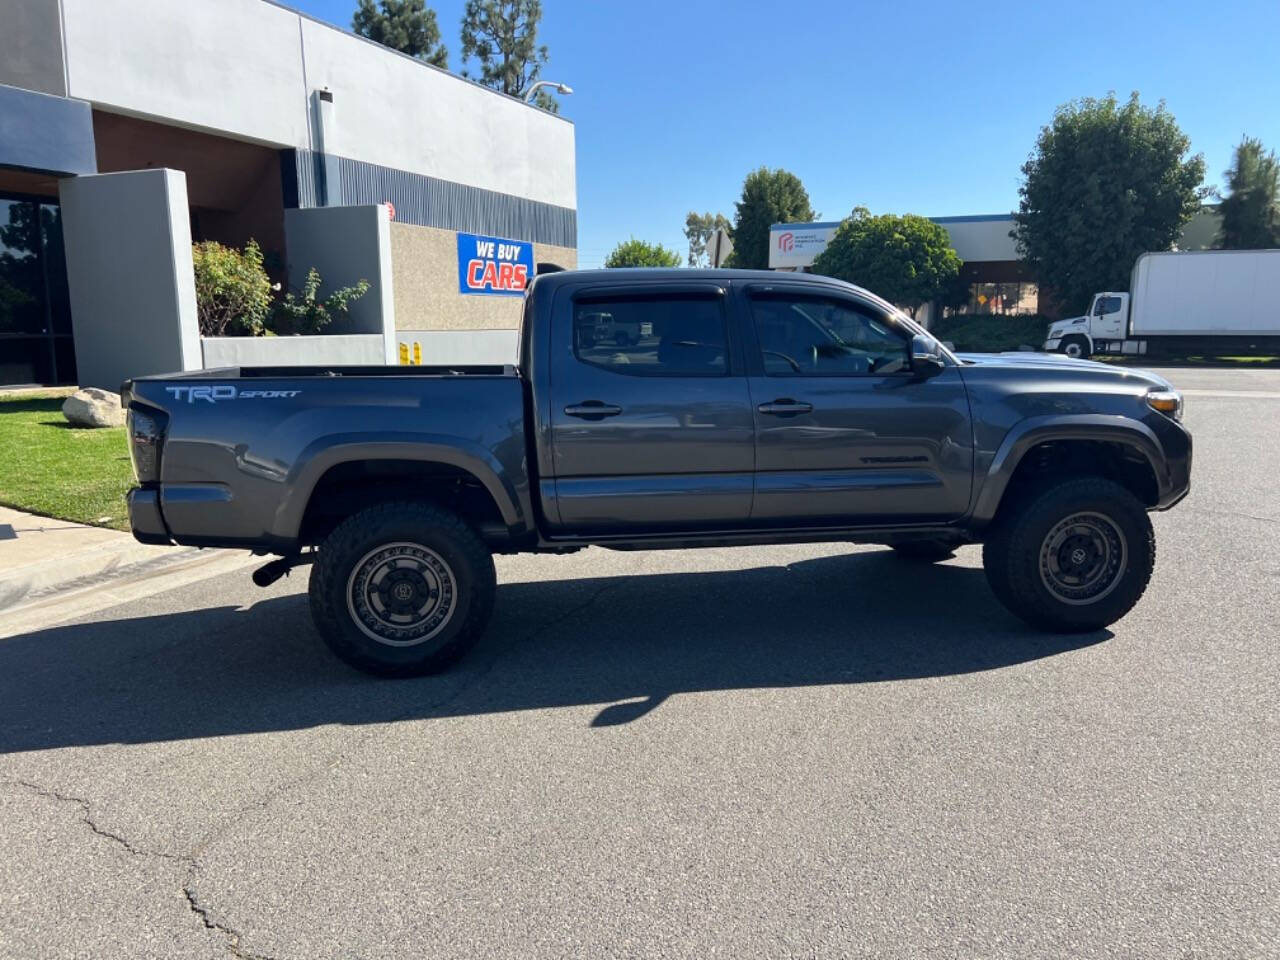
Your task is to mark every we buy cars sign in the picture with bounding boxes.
[457,232,533,296]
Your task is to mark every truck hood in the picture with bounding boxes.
[955,351,1174,389]
[1046,316,1089,337]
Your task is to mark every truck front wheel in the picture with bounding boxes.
[982,477,1154,633]
[1059,335,1091,359]
[308,501,496,677]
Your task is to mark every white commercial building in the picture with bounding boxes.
[0,0,577,387]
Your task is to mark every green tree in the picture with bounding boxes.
[683,211,731,267]
[1012,92,1206,314]
[812,208,962,318]
[728,167,816,270]
[604,239,683,268]
[352,0,448,67]
[1217,136,1280,249]
[460,0,557,112]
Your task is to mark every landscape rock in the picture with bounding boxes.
[62,388,126,428]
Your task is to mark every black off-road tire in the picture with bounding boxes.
[891,539,957,563]
[308,501,496,677]
[983,477,1154,633]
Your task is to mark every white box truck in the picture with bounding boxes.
[1044,249,1280,359]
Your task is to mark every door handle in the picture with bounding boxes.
[757,398,813,416]
[564,401,623,420]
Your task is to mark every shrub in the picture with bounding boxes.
[603,238,683,268]
[191,240,272,337]
[268,268,370,336]
[930,313,1051,353]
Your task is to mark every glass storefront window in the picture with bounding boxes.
[944,280,1040,317]
[0,197,75,385]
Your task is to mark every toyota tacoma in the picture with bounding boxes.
[124,269,1191,676]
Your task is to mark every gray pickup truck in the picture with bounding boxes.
[124,269,1191,676]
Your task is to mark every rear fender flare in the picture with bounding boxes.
[272,432,527,541]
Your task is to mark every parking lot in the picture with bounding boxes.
[1,367,1276,959]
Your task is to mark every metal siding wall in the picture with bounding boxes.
[0,84,97,176]
[282,149,575,248]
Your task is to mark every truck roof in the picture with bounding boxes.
[532,267,887,305]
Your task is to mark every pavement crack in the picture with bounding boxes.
[2,778,186,862]
[1182,506,1280,525]
[183,878,278,960]
[3,779,278,960]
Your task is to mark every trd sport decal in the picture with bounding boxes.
[165,386,301,404]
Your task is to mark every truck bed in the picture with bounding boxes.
[125,367,531,551]
[130,364,518,382]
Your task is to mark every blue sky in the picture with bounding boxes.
[293,0,1280,266]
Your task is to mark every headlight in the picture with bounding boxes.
[1146,389,1183,421]
[127,407,165,482]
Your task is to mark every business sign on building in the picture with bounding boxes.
[457,232,534,296]
[768,222,840,269]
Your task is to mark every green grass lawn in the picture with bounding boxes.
[0,392,135,530]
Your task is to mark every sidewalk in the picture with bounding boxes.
[0,505,258,637]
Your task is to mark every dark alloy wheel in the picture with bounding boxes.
[310,501,495,677]
[983,477,1154,632]
[1037,512,1126,605]
[345,542,459,646]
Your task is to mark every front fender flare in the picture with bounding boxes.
[969,415,1164,527]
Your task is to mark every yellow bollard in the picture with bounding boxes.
[413,341,422,365]
[398,342,409,365]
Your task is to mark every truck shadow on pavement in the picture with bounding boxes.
[0,550,1109,753]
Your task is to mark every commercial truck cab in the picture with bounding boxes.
[1045,292,1131,359]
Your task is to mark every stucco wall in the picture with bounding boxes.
[0,0,67,97]
[283,206,395,357]
[937,217,1019,262]
[389,222,575,331]
[59,169,201,389]
[57,0,575,209]
[202,334,386,368]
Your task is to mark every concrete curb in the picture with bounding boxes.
[0,506,263,636]
[0,547,261,639]
[0,536,193,612]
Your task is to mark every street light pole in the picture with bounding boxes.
[522,80,573,103]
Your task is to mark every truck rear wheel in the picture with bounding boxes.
[309,501,495,677]
[982,477,1154,633]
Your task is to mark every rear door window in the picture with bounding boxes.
[572,296,727,376]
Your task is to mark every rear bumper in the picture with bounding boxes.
[127,488,172,545]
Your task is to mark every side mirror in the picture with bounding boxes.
[910,334,945,378]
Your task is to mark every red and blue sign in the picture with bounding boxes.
[457,232,533,296]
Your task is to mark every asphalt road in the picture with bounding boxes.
[1,367,1276,959]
